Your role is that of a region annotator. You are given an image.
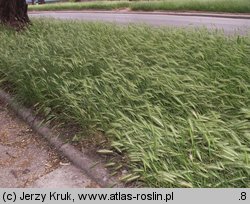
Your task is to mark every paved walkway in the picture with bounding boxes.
[0,101,97,188]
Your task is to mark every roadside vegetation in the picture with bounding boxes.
[0,20,250,187]
[29,1,129,11]
[28,0,250,13]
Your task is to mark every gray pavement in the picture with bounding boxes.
[29,11,250,35]
[31,165,96,188]
[0,102,97,188]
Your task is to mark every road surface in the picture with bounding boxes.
[29,11,250,35]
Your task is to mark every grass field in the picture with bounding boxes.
[0,20,250,187]
[29,1,129,11]
[28,0,250,13]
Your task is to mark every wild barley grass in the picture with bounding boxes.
[0,20,250,187]
[28,0,250,13]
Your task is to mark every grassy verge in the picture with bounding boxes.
[28,0,250,13]
[29,1,130,11]
[131,0,250,13]
[0,20,250,187]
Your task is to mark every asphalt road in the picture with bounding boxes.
[29,11,250,35]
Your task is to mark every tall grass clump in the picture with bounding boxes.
[0,20,250,187]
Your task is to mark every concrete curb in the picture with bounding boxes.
[0,89,122,188]
[28,10,250,19]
